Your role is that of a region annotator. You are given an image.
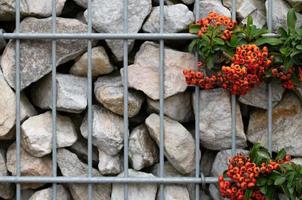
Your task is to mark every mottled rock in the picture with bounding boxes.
[57,149,111,200]
[197,0,231,19]
[111,169,157,200]
[84,0,151,60]
[180,0,194,4]
[152,162,183,177]
[1,17,90,89]
[31,74,87,113]
[20,190,35,200]
[157,185,190,200]
[248,92,302,156]
[80,105,124,156]
[129,125,159,170]
[239,81,285,109]
[73,0,87,8]
[143,4,194,33]
[193,89,247,150]
[147,92,193,122]
[70,46,114,78]
[145,113,195,174]
[223,0,256,19]
[0,150,14,199]
[201,150,217,177]
[286,0,302,12]
[28,185,70,200]
[94,74,144,117]
[0,0,66,21]
[6,143,51,189]
[21,111,78,157]
[98,150,122,175]
[69,136,99,163]
[125,41,195,100]
[292,158,302,165]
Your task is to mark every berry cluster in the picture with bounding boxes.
[195,11,236,40]
[183,69,222,89]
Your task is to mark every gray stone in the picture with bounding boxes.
[239,81,285,109]
[200,191,211,200]
[129,124,159,170]
[73,0,87,8]
[145,113,195,174]
[6,143,52,189]
[98,150,122,175]
[0,0,66,21]
[248,92,302,156]
[84,0,151,61]
[21,111,78,157]
[209,184,226,200]
[292,158,302,165]
[201,150,217,177]
[57,149,111,200]
[19,190,35,200]
[111,169,157,200]
[69,136,99,163]
[125,41,195,100]
[80,105,124,156]
[151,162,183,177]
[31,74,87,113]
[94,74,144,117]
[147,92,193,122]
[0,150,14,199]
[180,0,194,4]
[197,0,231,19]
[0,71,37,139]
[157,185,190,200]
[286,0,302,12]
[193,89,247,150]
[28,185,70,200]
[70,46,114,78]
[143,4,194,33]
[1,17,90,89]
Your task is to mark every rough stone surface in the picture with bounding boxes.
[0,0,66,21]
[0,71,37,139]
[70,46,114,78]
[28,185,70,200]
[1,17,90,89]
[6,143,52,189]
[84,0,151,60]
[143,4,194,33]
[57,149,111,200]
[129,124,159,170]
[197,0,231,19]
[125,41,195,100]
[248,92,302,156]
[287,0,302,11]
[157,185,190,200]
[80,105,124,156]
[201,150,217,177]
[94,74,144,117]
[31,74,87,113]
[193,89,247,150]
[98,150,122,175]
[73,0,87,8]
[69,136,99,163]
[145,113,195,174]
[21,111,78,157]
[209,184,226,200]
[0,149,14,199]
[292,158,302,165]
[239,81,285,109]
[111,169,157,200]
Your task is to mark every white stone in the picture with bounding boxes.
[98,150,122,175]
[0,149,14,199]
[28,185,70,200]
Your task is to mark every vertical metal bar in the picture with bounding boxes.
[51,0,57,199]
[194,0,200,199]
[267,0,273,155]
[123,0,129,199]
[159,0,165,199]
[15,0,21,199]
[87,0,93,199]
[231,0,237,156]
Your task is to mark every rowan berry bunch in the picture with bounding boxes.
[271,67,295,89]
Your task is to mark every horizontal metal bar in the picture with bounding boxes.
[0,176,219,184]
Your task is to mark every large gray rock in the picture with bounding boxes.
[239,81,285,109]
[70,46,114,78]
[125,41,195,100]
[21,111,78,157]
[57,149,111,200]
[94,74,144,117]
[111,169,157,200]
[147,92,193,122]
[28,185,70,200]
[248,92,302,156]
[31,73,87,113]
[0,150,14,199]
[73,0,87,8]
[197,0,231,19]
[80,105,124,156]
[145,113,195,174]
[6,143,52,189]
[193,89,247,150]
[129,124,159,170]
[0,0,66,21]
[98,150,122,175]
[143,4,194,33]
[201,150,217,177]
[0,71,36,139]
[157,185,190,200]
[69,136,99,163]
[223,0,257,19]
[286,0,302,11]
[1,17,90,89]
[84,0,151,60]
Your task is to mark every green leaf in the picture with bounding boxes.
[189,24,201,34]
[188,40,197,52]
[274,176,286,185]
[247,16,253,27]
[244,189,253,200]
[255,37,282,46]
[213,38,225,45]
[278,27,288,37]
[250,143,261,162]
[296,45,302,50]
[287,9,297,33]
[256,177,267,186]
[276,148,286,160]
